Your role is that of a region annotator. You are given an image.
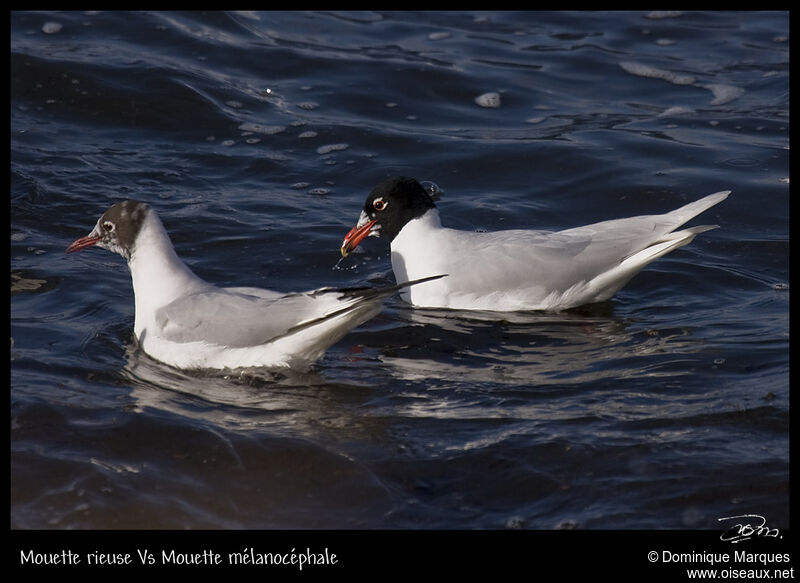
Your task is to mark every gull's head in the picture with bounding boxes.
[66,199,151,261]
[341,176,437,257]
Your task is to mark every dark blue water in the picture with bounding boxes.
[11,9,789,556]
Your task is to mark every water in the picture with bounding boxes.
[10,9,788,557]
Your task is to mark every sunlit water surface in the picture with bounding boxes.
[11,11,788,534]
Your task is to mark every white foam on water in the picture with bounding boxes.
[619,61,695,86]
[703,84,746,106]
[620,61,745,106]
[316,143,349,154]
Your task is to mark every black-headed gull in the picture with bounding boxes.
[67,199,442,370]
[341,176,729,312]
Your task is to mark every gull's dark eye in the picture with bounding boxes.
[373,198,387,211]
[103,221,115,232]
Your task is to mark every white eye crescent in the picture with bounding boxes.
[373,198,388,211]
[103,221,115,232]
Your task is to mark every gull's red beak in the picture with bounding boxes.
[340,219,376,257]
[66,234,101,254]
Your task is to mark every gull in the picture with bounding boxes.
[341,176,729,312]
[67,199,441,370]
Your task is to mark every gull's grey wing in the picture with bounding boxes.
[153,275,446,348]
[153,288,344,348]
[434,191,729,294]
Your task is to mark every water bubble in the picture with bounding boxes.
[238,122,285,135]
[316,143,349,155]
[42,22,63,34]
[333,256,359,270]
[420,181,444,199]
[475,92,501,108]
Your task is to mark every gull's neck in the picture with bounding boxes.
[390,208,445,286]
[394,207,442,241]
[127,211,208,338]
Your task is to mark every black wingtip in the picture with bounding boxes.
[397,273,448,289]
[331,273,447,301]
[282,274,447,340]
